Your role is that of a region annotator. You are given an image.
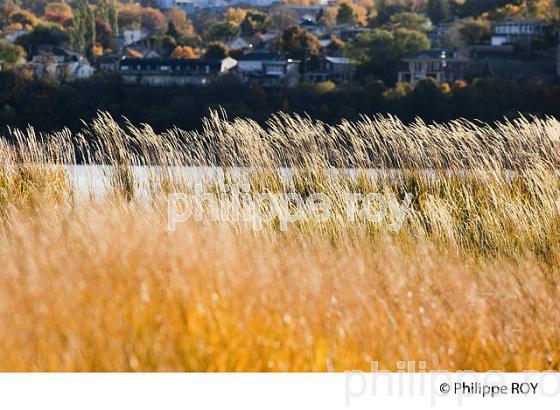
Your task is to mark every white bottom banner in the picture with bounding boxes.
[0,372,558,409]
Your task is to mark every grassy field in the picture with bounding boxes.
[0,111,559,371]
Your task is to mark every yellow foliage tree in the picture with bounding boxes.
[224,8,247,26]
[170,45,198,59]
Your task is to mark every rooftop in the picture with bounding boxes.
[402,49,468,61]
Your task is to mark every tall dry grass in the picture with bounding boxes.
[0,111,559,371]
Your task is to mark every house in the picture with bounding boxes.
[491,19,547,46]
[470,57,556,82]
[428,22,455,47]
[303,56,356,83]
[299,18,328,37]
[157,0,197,13]
[1,28,30,43]
[119,57,237,86]
[398,49,470,84]
[95,55,121,72]
[32,48,95,81]
[121,29,149,47]
[226,37,252,51]
[273,4,323,23]
[331,24,368,41]
[124,47,161,59]
[237,51,300,87]
[158,0,276,11]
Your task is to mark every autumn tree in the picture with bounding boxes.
[326,35,345,55]
[8,8,40,28]
[141,7,168,35]
[44,2,73,27]
[95,18,113,49]
[204,42,228,59]
[171,45,197,59]
[166,7,194,40]
[336,2,358,24]
[317,6,338,27]
[278,25,321,71]
[118,3,141,29]
[0,3,19,29]
[224,7,247,26]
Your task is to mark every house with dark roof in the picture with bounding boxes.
[32,47,95,81]
[398,49,470,84]
[119,57,237,86]
[303,56,356,83]
[491,19,547,46]
[237,51,300,87]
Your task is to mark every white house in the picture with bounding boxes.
[122,29,149,46]
[226,37,251,51]
[32,48,95,81]
[491,19,547,46]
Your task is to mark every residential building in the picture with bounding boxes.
[303,56,356,83]
[95,55,121,72]
[119,57,237,86]
[158,0,198,13]
[331,24,368,41]
[273,4,323,22]
[158,0,277,12]
[1,28,30,43]
[299,18,328,37]
[227,37,252,51]
[398,49,470,84]
[491,19,547,46]
[32,48,95,81]
[237,51,300,87]
[122,29,149,47]
[428,22,455,47]
[470,57,557,82]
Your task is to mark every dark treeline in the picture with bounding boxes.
[1,72,560,134]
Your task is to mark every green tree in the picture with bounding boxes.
[0,40,25,64]
[205,21,238,42]
[107,1,119,35]
[426,0,450,24]
[86,5,96,48]
[345,28,430,84]
[387,12,432,33]
[16,23,69,54]
[240,10,267,37]
[458,18,491,45]
[70,11,86,52]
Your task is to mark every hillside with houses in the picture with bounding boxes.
[1,0,560,130]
